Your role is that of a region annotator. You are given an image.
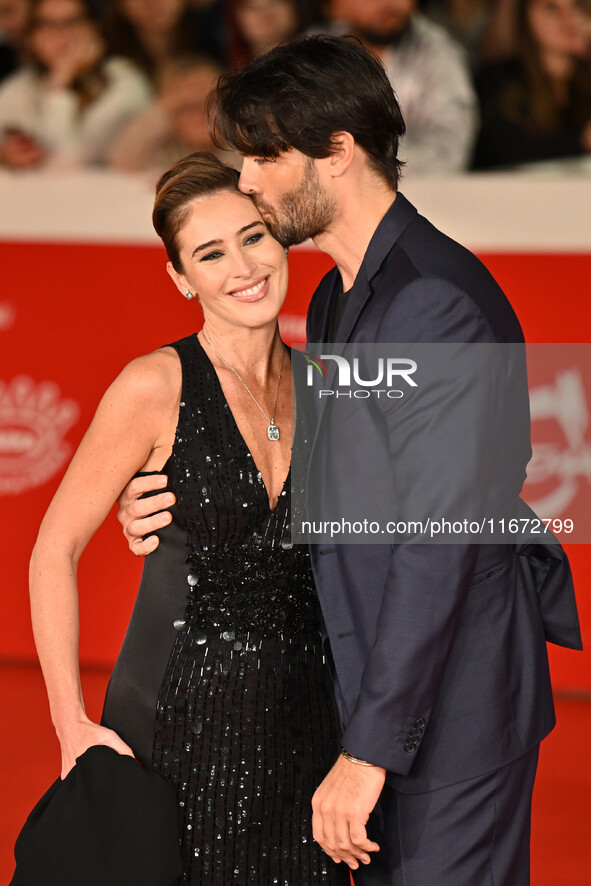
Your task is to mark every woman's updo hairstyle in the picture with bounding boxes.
[153,152,241,272]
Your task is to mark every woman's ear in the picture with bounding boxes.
[166,261,190,297]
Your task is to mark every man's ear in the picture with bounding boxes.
[326,131,356,178]
[166,261,189,296]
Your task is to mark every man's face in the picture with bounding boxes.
[331,0,416,45]
[239,151,337,247]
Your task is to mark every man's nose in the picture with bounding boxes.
[238,158,259,194]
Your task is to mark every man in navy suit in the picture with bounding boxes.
[119,36,581,885]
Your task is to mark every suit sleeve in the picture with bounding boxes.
[339,277,506,774]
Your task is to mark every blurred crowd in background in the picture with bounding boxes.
[0,0,590,177]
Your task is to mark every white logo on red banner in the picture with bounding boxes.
[0,376,79,495]
[528,369,591,516]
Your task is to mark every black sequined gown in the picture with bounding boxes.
[101,334,347,886]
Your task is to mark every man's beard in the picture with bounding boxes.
[253,158,337,248]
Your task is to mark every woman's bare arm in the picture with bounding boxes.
[30,348,180,777]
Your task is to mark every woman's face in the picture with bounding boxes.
[119,0,185,32]
[168,190,289,332]
[526,0,589,58]
[30,0,93,67]
[235,0,298,52]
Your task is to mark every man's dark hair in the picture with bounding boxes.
[209,36,406,189]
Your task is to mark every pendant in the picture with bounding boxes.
[267,424,280,441]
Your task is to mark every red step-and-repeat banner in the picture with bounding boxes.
[1,172,590,691]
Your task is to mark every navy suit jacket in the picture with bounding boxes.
[305,193,581,793]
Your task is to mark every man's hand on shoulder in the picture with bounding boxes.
[117,474,175,555]
[312,752,385,870]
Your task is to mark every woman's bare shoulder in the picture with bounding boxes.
[107,345,182,414]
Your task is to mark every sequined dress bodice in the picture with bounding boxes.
[168,334,321,637]
[104,334,349,886]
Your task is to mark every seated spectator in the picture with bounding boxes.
[312,0,478,173]
[108,54,237,173]
[0,0,152,170]
[104,0,225,82]
[228,0,321,66]
[473,0,591,168]
[0,0,30,82]
[422,0,494,69]
[479,0,522,60]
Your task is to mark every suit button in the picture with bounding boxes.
[404,740,417,753]
[415,718,426,730]
[410,727,422,737]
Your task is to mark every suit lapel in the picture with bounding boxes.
[308,267,340,343]
[335,264,372,345]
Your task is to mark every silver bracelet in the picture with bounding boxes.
[340,747,375,767]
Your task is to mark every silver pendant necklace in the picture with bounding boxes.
[202,330,285,441]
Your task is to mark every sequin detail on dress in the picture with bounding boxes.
[151,335,348,886]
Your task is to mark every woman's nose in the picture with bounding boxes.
[232,249,257,277]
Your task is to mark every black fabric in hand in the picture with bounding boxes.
[11,744,182,886]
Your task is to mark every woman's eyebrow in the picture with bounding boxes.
[191,222,265,258]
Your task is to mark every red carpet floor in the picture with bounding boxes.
[1,663,589,885]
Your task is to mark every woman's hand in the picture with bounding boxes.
[58,716,135,780]
[48,28,105,90]
[0,131,46,169]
